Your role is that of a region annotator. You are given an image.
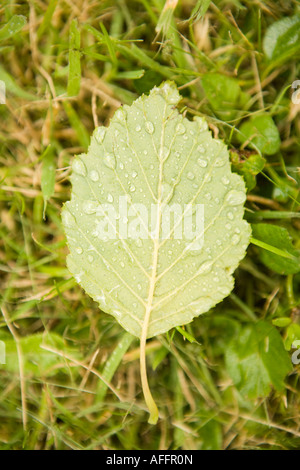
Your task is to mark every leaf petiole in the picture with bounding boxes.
[140,337,159,425]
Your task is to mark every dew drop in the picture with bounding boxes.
[135,125,141,132]
[76,246,83,255]
[83,200,99,215]
[221,176,230,185]
[187,171,195,180]
[94,127,106,144]
[73,158,87,176]
[231,234,240,245]
[62,210,76,227]
[145,121,154,134]
[89,169,99,182]
[132,171,138,178]
[160,146,169,159]
[115,108,126,122]
[176,123,186,135]
[160,82,180,104]
[104,154,116,170]
[135,238,143,248]
[197,158,208,168]
[95,292,106,306]
[198,260,213,274]
[194,116,208,132]
[227,211,234,220]
[107,194,114,202]
[186,239,203,254]
[225,190,246,206]
[88,255,94,263]
[161,182,172,201]
[214,157,226,167]
[130,185,136,192]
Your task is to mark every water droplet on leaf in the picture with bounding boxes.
[62,210,76,227]
[231,234,240,245]
[176,123,186,135]
[145,121,154,134]
[89,170,99,182]
[73,158,87,176]
[225,190,246,206]
[94,127,106,144]
[197,158,208,168]
[214,157,226,167]
[83,200,99,214]
[104,154,116,170]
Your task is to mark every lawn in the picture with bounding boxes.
[0,0,300,450]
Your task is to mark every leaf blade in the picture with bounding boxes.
[62,81,251,339]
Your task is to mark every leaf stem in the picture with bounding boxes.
[140,334,159,424]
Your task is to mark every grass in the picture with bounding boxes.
[0,0,300,450]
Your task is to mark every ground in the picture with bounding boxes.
[0,0,300,450]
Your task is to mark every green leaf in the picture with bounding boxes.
[63,101,89,149]
[225,321,292,399]
[37,0,58,39]
[175,326,199,343]
[151,346,169,371]
[67,19,81,97]
[97,332,134,402]
[0,332,81,377]
[263,15,300,63]
[62,81,250,338]
[230,152,266,191]
[252,223,300,275]
[41,145,56,218]
[62,81,251,422]
[272,317,291,328]
[238,113,281,155]
[201,73,248,121]
[0,15,27,42]
[199,419,222,450]
[99,22,117,66]
[285,323,300,351]
[134,70,164,94]
[0,65,37,101]
[115,69,145,80]
[190,0,212,22]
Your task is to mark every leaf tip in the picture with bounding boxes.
[151,80,181,106]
